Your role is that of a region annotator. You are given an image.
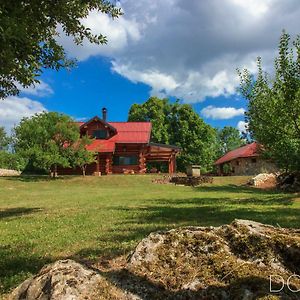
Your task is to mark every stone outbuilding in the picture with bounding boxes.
[214,142,278,176]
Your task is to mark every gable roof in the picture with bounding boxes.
[214,142,260,165]
[80,116,117,133]
[75,117,152,153]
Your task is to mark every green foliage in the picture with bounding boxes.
[0,151,26,171]
[129,97,171,143]
[128,97,218,172]
[217,126,245,157]
[0,0,122,98]
[239,31,300,171]
[0,127,10,150]
[69,136,96,176]
[14,112,79,174]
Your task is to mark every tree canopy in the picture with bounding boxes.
[14,112,80,175]
[239,31,300,171]
[128,97,218,172]
[0,0,121,98]
[217,126,245,157]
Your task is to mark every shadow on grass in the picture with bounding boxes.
[157,194,295,206]
[111,196,300,229]
[0,245,52,294]
[0,207,42,219]
[195,183,283,194]
[2,175,75,182]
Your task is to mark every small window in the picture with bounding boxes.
[113,156,138,165]
[236,160,240,166]
[92,130,107,139]
[251,158,257,163]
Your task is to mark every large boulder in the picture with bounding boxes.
[128,220,300,299]
[9,221,300,299]
[248,173,277,188]
[9,259,128,300]
[0,168,20,176]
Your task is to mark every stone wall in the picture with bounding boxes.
[228,157,278,176]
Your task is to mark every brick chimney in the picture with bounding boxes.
[102,107,107,121]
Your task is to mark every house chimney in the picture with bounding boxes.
[102,107,107,121]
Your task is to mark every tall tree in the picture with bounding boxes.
[0,127,10,151]
[14,112,79,176]
[128,98,218,172]
[0,1,121,98]
[217,126,245,156]
[239,31,300,171]
[128,97,171,143]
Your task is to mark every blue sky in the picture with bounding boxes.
[1,0,299,133]
[24,57,247,129]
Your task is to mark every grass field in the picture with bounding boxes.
[0,175,299,295]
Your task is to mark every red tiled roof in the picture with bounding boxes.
[214,142,260,165]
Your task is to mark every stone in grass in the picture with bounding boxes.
[9,220,300,300]
[9,259,123,300]
[128,219,300,299]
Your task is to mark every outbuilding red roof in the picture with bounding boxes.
[214,142,260,165]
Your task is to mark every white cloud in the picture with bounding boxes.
[201,106,245,119]
[58,9,141,61]
[0,96,46,133]
[17,80,54,97]
[237,120,248,132]
[58,0,300,102]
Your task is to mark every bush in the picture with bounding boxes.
[0,151,26,171]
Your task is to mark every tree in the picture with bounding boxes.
[239,31,300,171]
[69,136,96,176]
[217,126,245,157]
[128,97,171,143]
[128,97,218,172]
[0,127,10,150]
[0,1,122,98]
[14,112,79,176]
[0,151,26,171]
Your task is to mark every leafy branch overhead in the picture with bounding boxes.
[0,0,122,98]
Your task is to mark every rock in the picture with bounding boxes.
[10,259,121,300]
[248,173,277,187]
[128,219,300,299]
[0,168,21,176]
[9,221,300,300]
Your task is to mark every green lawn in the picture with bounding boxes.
[0,175,299,295]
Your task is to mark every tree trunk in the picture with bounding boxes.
[53,164,58,178]
[82,166,86,177]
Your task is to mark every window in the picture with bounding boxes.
[92,130,107,139]
[113,156,138,165]
[236,160,240,166]
[251,158,257,163]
